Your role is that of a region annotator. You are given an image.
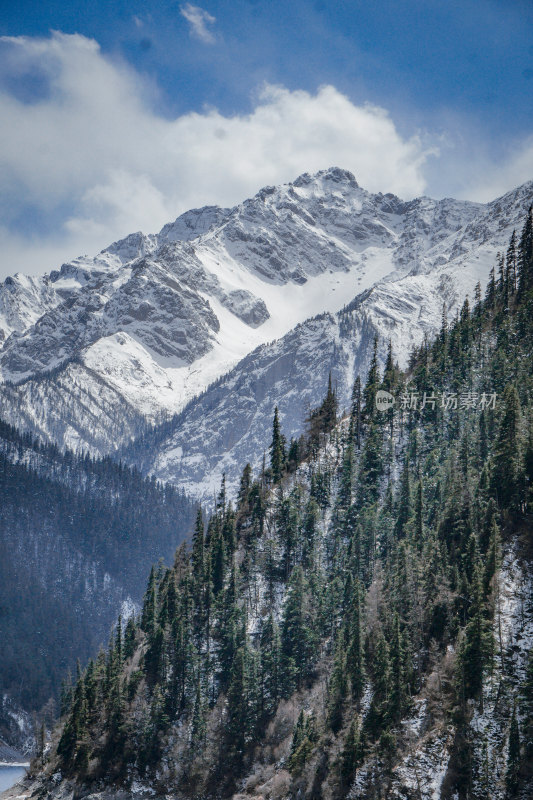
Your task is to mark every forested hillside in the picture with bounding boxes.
[37,209,533,799]
[0,427,197,724]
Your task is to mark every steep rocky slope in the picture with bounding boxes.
[124,178,533,500]
[0,170,531,501]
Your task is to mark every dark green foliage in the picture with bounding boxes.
[356,420,383,507]
[394,456,411,538]
[521,649,533,765]
[306,373,339,450]
[346,581,365,703]
[0,425,196,713]
[270,406,286,483]
[327,631,348,732]
[389,613,408,722]
[281,566,317,692]
[259,613,281,718]
[123,617,136,661]
[365,628,391,736]
[52,215,533,798]
[288,710,318,774]
[506,704,521,795]
[491,385,523,510]
[340,717,363,789]
[363,336,380,421]
[226,646,250,757]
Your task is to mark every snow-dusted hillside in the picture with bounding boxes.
[0,169,531,497]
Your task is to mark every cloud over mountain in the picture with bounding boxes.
[0,32,430,275]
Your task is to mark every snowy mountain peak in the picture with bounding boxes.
[159,206,231,243]
[293,166,359,189]
[0,171,531,498]
[102,230,158,264]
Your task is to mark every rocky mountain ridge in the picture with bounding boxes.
[0,169,531,500]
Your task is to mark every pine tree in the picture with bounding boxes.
[306,374,339,448]
[340,717,362,789]
[144,623,164,686]
[484,518,501,591]
[346,581,365,703]
[350,374,362,449]
[507,230,518,293]
[438,302,449,371]
[141,567,157,637]
[497,253,506,300]
[191,509,205,586]
[216,473,227,516]
[491,385,523,510]
[60,671,73,717]
[114,614,123,668]
[277,494,299,579]
[485,265,496,310]
[389,613,407,722]
[57,663,88,767]
[356,421,383,507]
[413,477,424,543]
[191,674,206,748]
[281,566,316,692]
[259,613,281,718]
[301,497,319,569]
[270,407,285,483]
[363,336,380,420]
[217,564,239,689]
[381,340,397,437]
[518,205,533,296]
[288,710,317,774]
[367,628,391,736]
[322,372,338,432]
[227,646,249,758]
[237,463,252,513]
[521,648,533,761]
[395,456,411,538]
[123,617,136,660]
[479,409,488,464]
[506,703,521,795]
[461,563,492,705]
[338,440,354,512]
[328,630,348,732]
[209,523,226,596]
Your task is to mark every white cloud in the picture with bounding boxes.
[1,31,530,279]
[0,32,434,276]
[180,4,216,44]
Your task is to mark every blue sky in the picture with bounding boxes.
[0,0,532,276]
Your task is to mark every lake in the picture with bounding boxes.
[0,765,27,793]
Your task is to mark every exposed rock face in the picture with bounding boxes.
[0,169,531,499]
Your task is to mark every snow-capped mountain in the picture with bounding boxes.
[0,168,531,498]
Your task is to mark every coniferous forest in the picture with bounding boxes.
[36,209,533,799]
[0,427,197,720]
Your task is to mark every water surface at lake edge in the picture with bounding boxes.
[0,765,28,793]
